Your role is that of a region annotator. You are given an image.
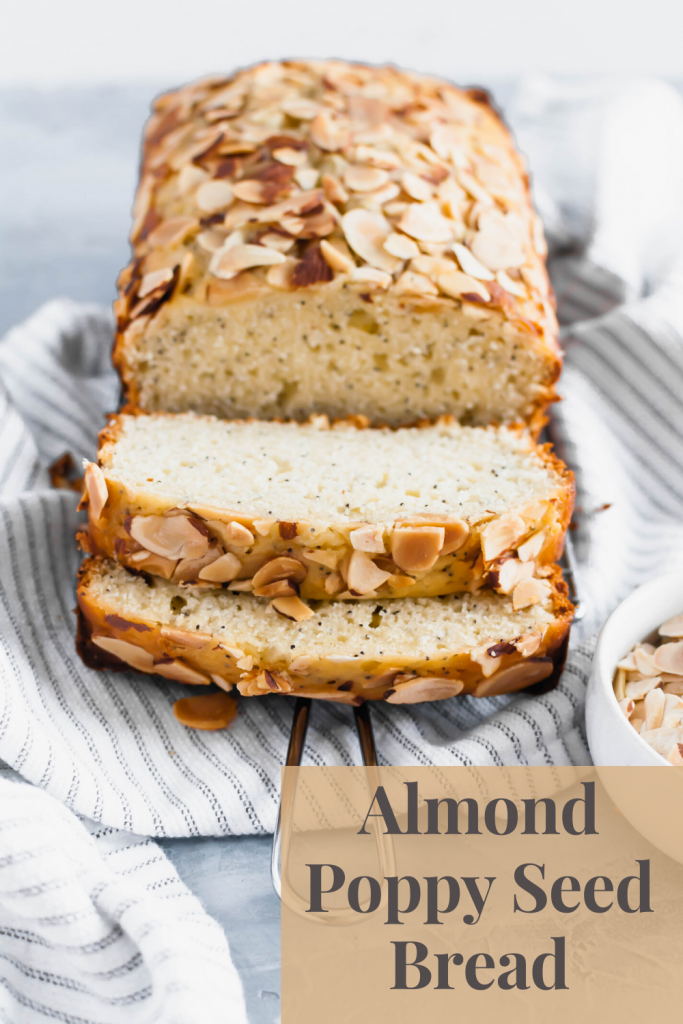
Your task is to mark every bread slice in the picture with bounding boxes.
[80,412,574,601]
[76,557,573,704]
[113,60,560,433]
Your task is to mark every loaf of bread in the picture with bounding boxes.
[113,60,560,433]
[76,557,573,703]
[80,412,574,601]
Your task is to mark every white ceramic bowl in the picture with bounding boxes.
[587,571,683,766]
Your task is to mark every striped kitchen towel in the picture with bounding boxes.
[0,76,682,841]
[0,765,246,1024]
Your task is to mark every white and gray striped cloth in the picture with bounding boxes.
[0,73,683,1021]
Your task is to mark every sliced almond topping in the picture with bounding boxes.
[341,209,401,273]
[660,614,683,638]
[210,675,234,693]
[512,578,552,611]
[198,552,242,582]
[310,110,350,151]
[347,550,391,595]
[391,526,445,573]
[440,519,470,554]
[644,686,666,731]
[236,654,254,671]
[273,147,308,166]
[320,238,354,272]
[210,243,286,279]
[481,513,527,562]
[173,692,238,731]
[494,557,535,595]
[281,97,320,120]
[266,257,298,290]
[349,524,385,553]
[195,180,234,213]
[154,659,211,685]
[324,571,345,595]
[515,632,542,657]
[197,228,228,253]
[206,520,254,548]
[138,267,174,298]
[231,180,272,204]
[148,217,199,249]
[129,514,209,560]
[438,270,490,302]
[496,270,528,298]
[474,659,553,698]
[667,742,683,765]
[383,233,420,259]
[83,462,108,521]
[517,530,546,562]
[271,596,314,621]
[625,678,662,700]
[128,551,178,579]
[385,677,464,704]
[344,164,390,193]
[350,267,392,289]
[289,655,312,675]
[352,145,402,169]
[251,556,307,589]
[401,172,433,201]
[160,627,215,649]
[321,174,349,205]
[395,271,438,297]
[654,642,683,676]
[470,209,526,271]
[451,242,495,280]
[178,164,209,195]
[228,579,254,592]
[634,646,659,677]
[252,518,275,536]
[173,547,221,582]
[399,201,453,243]
[471,642,502,678]
[619,697,635,719]
[260,232,296,253]
[92,636,154,673]
[387,574,416,588]
[255,579,298,598]
[294,167,319,190]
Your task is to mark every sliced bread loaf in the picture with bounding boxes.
[76,557,573,704]
[81,412,574,601]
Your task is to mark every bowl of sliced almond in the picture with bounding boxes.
[587,572,683,767]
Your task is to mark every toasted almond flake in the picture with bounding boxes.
[386,677,464,704]
[517,530,546,562]
[497,270,528,298]
[209,243,286,279]
[668,742,683,765]
[451,242,495,280]
[660,614,683,638]
[281,97,320,120]
[289,655,312,674]
[266,257,298,289]
[198,552,242,582]
[256,232,292,254]
[310,110,350,151]
[470,641,502,678]
[228,580,254,592]
[130,514,208,560]
[399,201,453,243]
[344,164,390,193]
[512,578,552,611]
[350,267,392,289]
[470,209,526,270]
[429,124,466,163]
[252,519,274,536]
[394,271,439,297]
[347,550,391,595]
[516,632,542,657]
[236,655,254,670]
[92,636,154,673]
[654,642,683,676]
[83,461,108,521]
[352,145,401,169]
[251,556,307,589]
[634,646,659,676]
[197,228,228,252]
[349,524,385,553]
[173,692,237,730]
[410,255,454,277]
[457,169,493,205]
[303,548,341,569]
[148,217,199,249]
[401,172,433,201]
[438,270,490,302]
[273,147,308,166]
[294,167,319,190]
[212,520,254,547]
[341,208,401,273]
[138,267,174,298]
[195,180,234,213]
[178,164,209,195]
[383,233,420,259]
[210,674,234,693]
[254,579,298,598]
[644,686,666,730]
[391,526,445,573]
[494,558,535,595]
[223,646,245,660]
[160,627,214,649]
[271,596,314,621]
[619,697,635,719]
[324,571,345,595]
[321,174,349,205]
[481,513,527,562]
[319,238,354,272]
[474,659,553,697]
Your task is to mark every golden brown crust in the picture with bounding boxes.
[82,412,575,601]
[75,557,573,704]
[112,60,560,429]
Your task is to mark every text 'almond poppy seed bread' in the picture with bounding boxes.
[113,60,560,433]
